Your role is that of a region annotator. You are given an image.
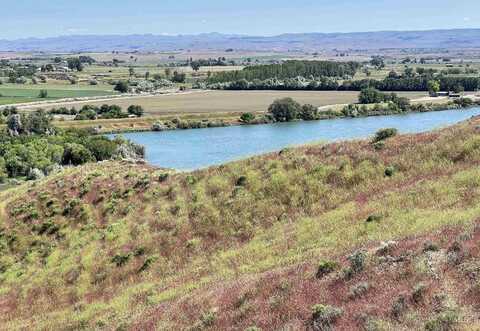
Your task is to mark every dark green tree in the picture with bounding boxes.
[114,81,129,93]
[127,105,144,117]
[268,98,302,122]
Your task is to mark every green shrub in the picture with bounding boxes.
[127,105,144,117]
[348,282,370,299]
[134,176,150,189]
[240,112,256,123]
[235,175,248,187]
[111,253,131,267]
[200,311,216,327]
[348,250,367,273]
[35,219,60,235]
[363,318,390,331]
[0,170,7,184]
[138,255,158,273]
[299,104,319,121]
[373,128,398,143]
[114,80,129,93]
[311,304,343,330]
[85,136,118,161]
[384,166,395,177]
[366,214,382,223]
[63,198,80,216]
[453,97,473,108]
[373,141,385,150]
[423,241,440,252]
[424,310,459,331]
[38,90,48,98]
[62,143,95,166]
[186,175,197,185]
[157,172,169,182]
[412,283,427,304]
[446,241,463,265]
[268,97,302,122]
[316,260,339,279]
[133,247,145,256]
[391,295,407,319]
[359,88,387,104]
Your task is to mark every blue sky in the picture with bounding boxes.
[3,0,479,39]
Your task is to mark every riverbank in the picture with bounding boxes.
[117,106,480,170]
[51,95,479,134]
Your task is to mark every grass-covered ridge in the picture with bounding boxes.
[3,117,480,329]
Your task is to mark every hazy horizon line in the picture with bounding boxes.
[2,27,479,42]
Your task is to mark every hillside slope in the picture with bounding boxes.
[2,116,480,329]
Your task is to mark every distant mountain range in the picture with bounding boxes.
[1,29,480,52]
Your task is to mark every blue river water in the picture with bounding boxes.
[114,107,480,170]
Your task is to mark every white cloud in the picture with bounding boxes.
[463,17,471,22]
[65,27,88,33]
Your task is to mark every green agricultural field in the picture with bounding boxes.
[0,83,116,105]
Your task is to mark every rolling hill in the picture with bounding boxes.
[2,116,480,329]
[1,29,480,52]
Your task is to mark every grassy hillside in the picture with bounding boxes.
[3,116,480,329]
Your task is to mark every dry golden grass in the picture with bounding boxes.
[43,90,428,115]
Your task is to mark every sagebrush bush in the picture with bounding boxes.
[423,241,440,252]
[373,128,398,143]
[348,250,367,273]
[391,295,408,320]
[412,283,427,304]
[111,253,131,267]
[348,282,370,299]
[311,304,343,331]
[424,310,459,331]
[316,260,339,279]
[244,327,262,331]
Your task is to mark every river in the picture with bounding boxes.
[114,107,480,170]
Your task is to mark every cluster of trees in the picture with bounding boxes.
[343,93,479,119]
[1,109,54,136]
[0,56,97,84]
[267,98,320,122]
[343,76,480,92]
[114,81,129,93]
[213,76,339,91]
[370,56,385,69]
[205,59,480,92]
[189,57,231,71]
[66,56,96,72]
[210,75,480,92]
[342,97,479,119]
[0,62,37,84]
[0,110,144,181]
[112,70,186,93]
[208,60,361,83]
[358,88,410,109]
[49,104,144,120]
[171,71,186,83]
